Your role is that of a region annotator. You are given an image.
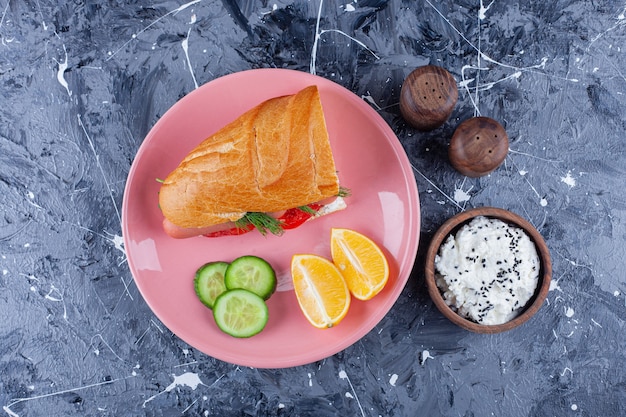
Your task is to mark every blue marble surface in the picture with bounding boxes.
[1,0,625,415]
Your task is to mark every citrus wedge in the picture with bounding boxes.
[330,228,390,300]
[291,254,351,329]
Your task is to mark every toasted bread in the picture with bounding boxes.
[158,86,340,229]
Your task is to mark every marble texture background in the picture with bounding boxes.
[1,0,625,415]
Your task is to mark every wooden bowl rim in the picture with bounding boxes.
[424,207,552,333]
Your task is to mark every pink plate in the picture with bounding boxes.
[122,69,420,368]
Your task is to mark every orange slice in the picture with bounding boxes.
[291,254,351,329]
[330,228,389,300]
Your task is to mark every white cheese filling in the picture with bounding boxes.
[434,216,540,325]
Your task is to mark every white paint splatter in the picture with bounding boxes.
[571,404,578,411]
[338,370,365,416]
[23,274,40,283]
[142,372,205,408]
[310,0,379,75]
[565,307,575,318]
[107,233,125,255]
[182,28,199,89]
[460,66,523,101]
[4,374,136,416]
[519,170,527,176]
[89,334,124,361]
[560,171,576,187]
[77,115,122,224]
[55,45,72,97]
[2,406,19,417]
[421,350,434,364]
[478,0,495,20]
[411,165,463,210]
[44,286,62,302]
[307,372,313,387]
[43,285,68,321]
[344,3,356,12]
[509,156,551,209]
[389,374,398,386]
[0,1,8,29]
[362,94,382,110]
[549,278,562,292]
[172,372,204,390]
[453,187,472,203]
[106,0,201,61]
[614,290,621,296]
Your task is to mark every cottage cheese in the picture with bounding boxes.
[435,216,540,325]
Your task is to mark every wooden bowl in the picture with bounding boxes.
[424,207,552,333]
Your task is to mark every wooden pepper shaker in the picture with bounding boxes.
[400,65,458,131]
[448,117,509,177]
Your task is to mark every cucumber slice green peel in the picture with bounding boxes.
[194,256,275,338]
[213,289,269,338]
[194,261,228,309]
[224,255,277,300]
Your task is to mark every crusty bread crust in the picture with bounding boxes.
[158,85,340,228]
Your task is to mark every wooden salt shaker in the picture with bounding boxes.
[400,65,458,131]
[448,117,509,177]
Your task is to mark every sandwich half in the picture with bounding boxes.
[158,85,347,238]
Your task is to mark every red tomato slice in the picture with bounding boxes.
[202,204,322,237]
[278,204,322,230]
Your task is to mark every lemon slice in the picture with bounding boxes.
[291,254,351,329]
[330,228,389,300]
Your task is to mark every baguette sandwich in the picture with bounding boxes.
[158,85,347,239]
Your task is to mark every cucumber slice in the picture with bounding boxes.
[213,289,269,338]
[194,261,228,309]
[224,255,277,300]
